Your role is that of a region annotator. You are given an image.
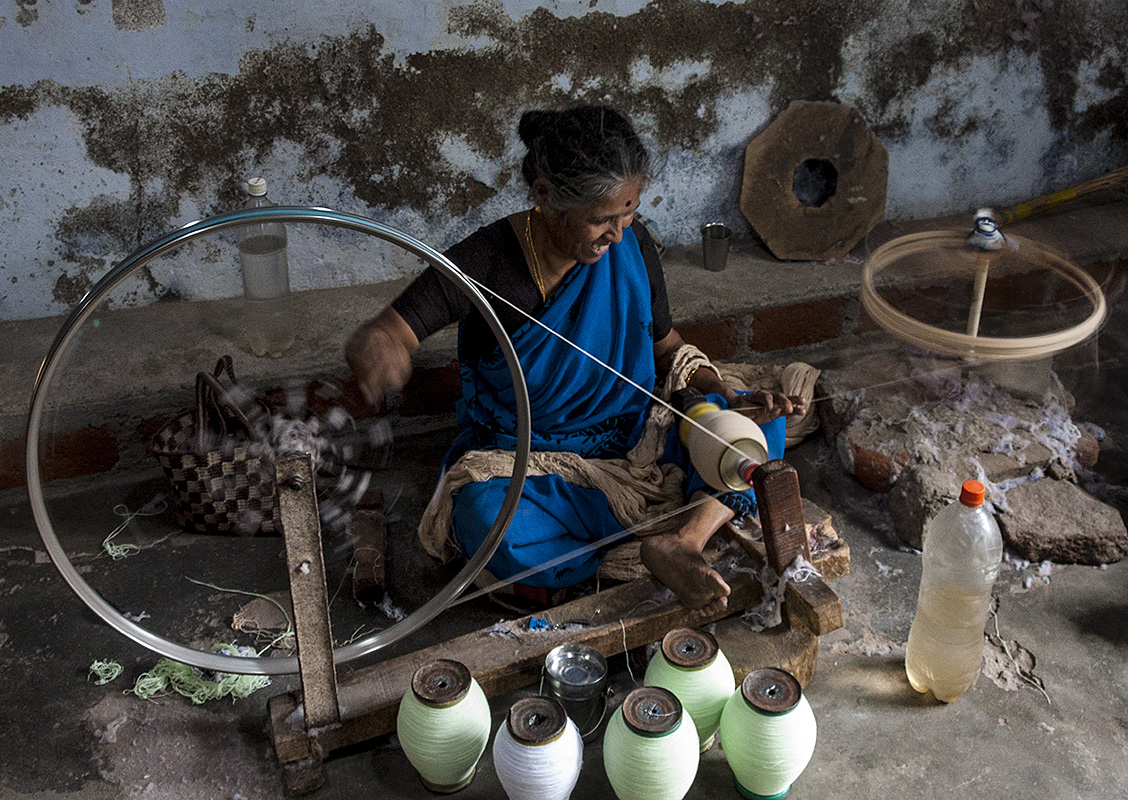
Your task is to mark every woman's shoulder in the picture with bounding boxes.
[445,218,519,265]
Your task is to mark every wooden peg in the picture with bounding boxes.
[751,460,811,573]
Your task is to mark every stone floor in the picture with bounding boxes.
[5,343,1127,799]
[3,199,1128,800]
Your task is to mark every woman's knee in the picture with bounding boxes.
[453,480,508,550]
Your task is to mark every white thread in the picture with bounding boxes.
[740,555,821,633]
[102,498,167,560]
[621,619,636,684]
[396,674,491,790]
[493,715,584,800]
[184,577,294,654]
[603,700,699,800]
[719,686,817,798]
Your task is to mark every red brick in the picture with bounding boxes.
[258,374,378,420]
[1060,258,1124,304]
[848,440,897,492]
[678,317,741,360]
[0,438,26,491]
[855,286,948,334]
[137,415,172,443]
[977,270,1052,313]
[1079,256,1126,282]
[330,374,381,419]
[752,298,847,351]
[840,429,913,492]
[2,427,120,491]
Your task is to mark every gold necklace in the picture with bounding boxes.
[525,210,547,301]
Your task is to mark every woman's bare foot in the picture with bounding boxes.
[640,532,731,617]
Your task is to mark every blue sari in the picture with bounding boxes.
[449,227,783,587]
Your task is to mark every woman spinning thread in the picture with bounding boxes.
[346,104,805,615]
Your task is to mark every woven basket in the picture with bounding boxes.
[150,356,279,536]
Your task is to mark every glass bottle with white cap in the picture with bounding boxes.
[236,177,294,357]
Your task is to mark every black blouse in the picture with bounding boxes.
[392,218,672,363]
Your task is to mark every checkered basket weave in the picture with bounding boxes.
[150,357,279,536]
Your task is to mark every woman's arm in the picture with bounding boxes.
[652,328,687,379]
[345,307,419,409]
[653,328,805,425]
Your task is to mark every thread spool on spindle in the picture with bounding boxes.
[643,628,736,751]
[674,388,770,492]
[493,696,584,800]
[603,686,700,800]
[396,659,491,793]
[718,668,817,800]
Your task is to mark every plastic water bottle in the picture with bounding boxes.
[905,480,1003,702]
[237,177,294,357]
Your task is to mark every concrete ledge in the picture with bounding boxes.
[5,197,1126,492]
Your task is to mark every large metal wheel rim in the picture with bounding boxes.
[861,231,1107,361]
[26,206,532,676]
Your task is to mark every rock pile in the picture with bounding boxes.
[818,352,1126,563]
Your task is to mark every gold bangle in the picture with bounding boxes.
[685,362,719,387]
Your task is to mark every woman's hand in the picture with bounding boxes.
[724,389,806,426]
[345,308,419,409]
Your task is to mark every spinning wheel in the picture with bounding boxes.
[25,206,532,676]
[862,212,1107,361]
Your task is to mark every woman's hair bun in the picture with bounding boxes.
[518,110,559,146]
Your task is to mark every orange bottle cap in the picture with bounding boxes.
[959,480,986,507]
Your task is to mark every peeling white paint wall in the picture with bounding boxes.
[1,0,1125,320]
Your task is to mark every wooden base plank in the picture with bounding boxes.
[281,754,324,797]
[269,520,850,775]
[271,565,769,764]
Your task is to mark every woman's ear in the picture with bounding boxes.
[530,179,553,209]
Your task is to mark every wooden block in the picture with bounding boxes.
[812,537,851,582]
[351,489,385,604]
[752,460,811,573]
[270,564,776,763]
[712,617,818,688]
[720,519,845,638]
[269,692,309,764]
[784,577,844,636]
[281,754,324,796]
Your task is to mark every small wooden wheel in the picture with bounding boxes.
[862,230,1106,361]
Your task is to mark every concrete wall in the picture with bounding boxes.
[1,0,1125,321]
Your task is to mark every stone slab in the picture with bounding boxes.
[998,477,1128,565]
